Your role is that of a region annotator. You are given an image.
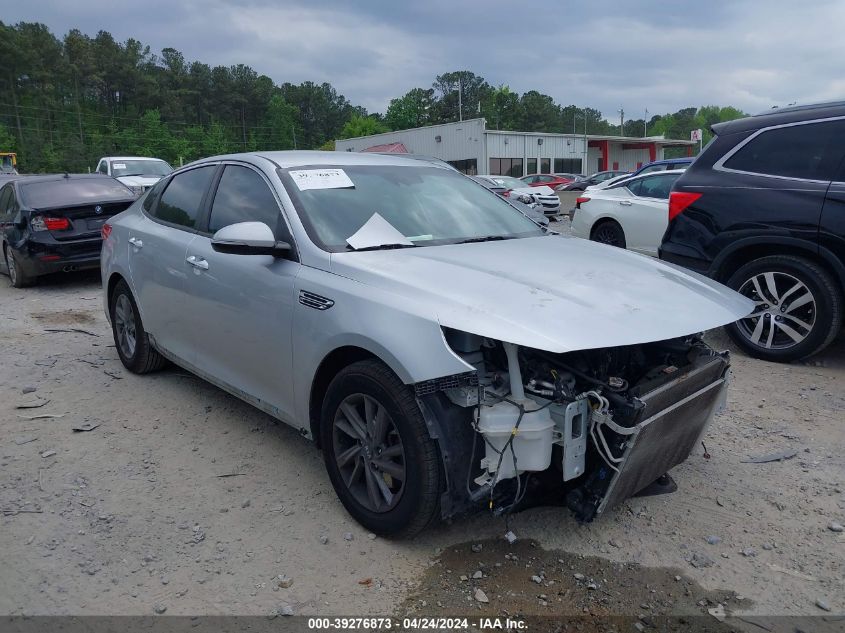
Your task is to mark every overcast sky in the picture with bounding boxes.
[6,0,844,121]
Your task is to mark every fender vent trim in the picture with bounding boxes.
[299,290,334,310]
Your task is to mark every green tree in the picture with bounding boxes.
[385,88,435,130]
[339,115,389,139]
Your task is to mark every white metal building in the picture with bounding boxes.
[334,118,695,177]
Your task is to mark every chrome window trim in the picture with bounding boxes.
[713,115,845,184]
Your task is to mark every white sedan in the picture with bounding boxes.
[569,170,685,256]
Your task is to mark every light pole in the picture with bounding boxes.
[644,108,649,137]
[617,107,624,136]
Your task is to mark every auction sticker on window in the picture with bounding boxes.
[289,168,354,191]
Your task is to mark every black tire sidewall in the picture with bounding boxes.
[320,363,438,536]
[110,281,145,371]
[592,220,626,249]
[725,257,838,361]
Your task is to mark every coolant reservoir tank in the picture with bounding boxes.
[477,401,554,479]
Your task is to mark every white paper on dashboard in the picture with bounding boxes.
[289,168,355,191]
[113,163,126,169]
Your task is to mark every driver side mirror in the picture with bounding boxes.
[211,221,291,257]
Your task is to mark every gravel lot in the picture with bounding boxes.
[1,232,843,620]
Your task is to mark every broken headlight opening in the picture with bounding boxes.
[428,329,730,523]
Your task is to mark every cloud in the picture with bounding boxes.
[4,0,843,120]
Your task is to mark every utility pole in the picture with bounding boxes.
[457,78,463,122]
[618,107,624,136]
[644,108,649,137]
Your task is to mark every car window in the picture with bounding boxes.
[633,174,678,200]
[723,119,845,181]
[281,164,542,251]
[624,179,642,196]
[154,166,216,229]
[20,178,134,208]
[208,165,281,234]
[97,161,108,175]
[0,186,11,219]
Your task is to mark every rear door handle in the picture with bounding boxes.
[128,237,143,248]
[619,200,632,206]
[186,255,209,270]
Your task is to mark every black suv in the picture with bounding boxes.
[660,101,845,362]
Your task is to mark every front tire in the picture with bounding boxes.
[109,280,168,373]
[725,255,843,362]
[320,360,442,536]
[591,220,627,249]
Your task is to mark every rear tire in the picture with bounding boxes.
[591,220,627,249]
[5,247,34,288]
[320,359,442,537]
[109,280,168,373]
[725,255,842,362]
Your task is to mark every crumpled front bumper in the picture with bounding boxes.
[596,352,730,515]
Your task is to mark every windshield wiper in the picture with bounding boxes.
[349,243,417,252]
[118,172,151,178]
[457,235,511,244]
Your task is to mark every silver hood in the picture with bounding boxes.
[330,235,754,353]
[116,175,163,187]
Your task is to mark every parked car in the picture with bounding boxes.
[556,174,591,191]
[661,101,845,362]
[101,151,751,535]
[569,170,631,191]
[630,157,693,176]
[520,173,573,191]
[587,159,692,193]
[1,174,136,287]
[475,175,561,216]
[469,176,549,226]
[95,156,173,196]
[569,170,685,255]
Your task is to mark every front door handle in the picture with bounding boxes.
[128,237,143,248]
[186,255,209,270]
[619,200,632,206]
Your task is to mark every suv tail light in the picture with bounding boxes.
[31,215,70,231]
[668,191,702,221]
[101,223,112,240]
[575,196,590,208]
[503,190,511,198]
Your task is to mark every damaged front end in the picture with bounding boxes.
[419,330,730,522]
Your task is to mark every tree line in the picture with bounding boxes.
[0,21,747,173]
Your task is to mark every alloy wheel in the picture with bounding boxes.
[6,249,16,286]
[736,271,816,350]
[594,225,622,247]
[114,293,137,359]
[332,393,406,513]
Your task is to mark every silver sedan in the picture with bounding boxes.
[101,151,752,535]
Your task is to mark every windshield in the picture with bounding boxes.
[111,159,172,177]
[490,176,526,189]
[281,165,543,251]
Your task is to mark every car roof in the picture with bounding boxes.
[101,156,169,162]
[712,100,845,136]
[192,150,454,170]
[14,173,118,185]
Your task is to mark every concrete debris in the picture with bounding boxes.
[815,599,831,612]
[474,588,489,603]
[828,522,844,533]
[471,543,483,553]
[343,532,354,541]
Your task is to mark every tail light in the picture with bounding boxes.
[101,223,112,240]
[31,215,70,231]
[668,191,702,221]
[575,196,590,208]
[503,190,511,197]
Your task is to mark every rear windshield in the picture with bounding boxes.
[21,178,134,209]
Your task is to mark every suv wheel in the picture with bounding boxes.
[591,220,626,248]
[320,359,442,536]
[726,255,843,362]
[109,280,168,373]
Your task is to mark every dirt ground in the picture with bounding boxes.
[1,239,844,622]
